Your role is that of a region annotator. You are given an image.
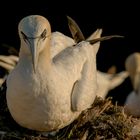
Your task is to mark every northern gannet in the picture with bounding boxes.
[96,71,128,99]
[124,52,140,116]
[6,15,102,132]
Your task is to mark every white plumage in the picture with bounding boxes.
[96,70,128,99]
[67,16,128,99]
[6,15,101,131]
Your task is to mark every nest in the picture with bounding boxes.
[0,96,140,140]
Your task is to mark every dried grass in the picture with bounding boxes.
[0,95,140,140]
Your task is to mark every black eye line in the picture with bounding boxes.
[40,29,47,39]
[21,31,28,41]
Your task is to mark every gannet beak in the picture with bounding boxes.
[29,39,39,73]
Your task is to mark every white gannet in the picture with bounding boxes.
[67,16,128,99]
[6,15,102,132]
[0,55,19,72]
[0,55,19,85]
[96,70,128,99]
[124,52,140,117]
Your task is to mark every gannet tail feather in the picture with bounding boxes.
[67,16,85,43]
[88,35,124,45]
[67,16,124,45]
[87,29,102,41]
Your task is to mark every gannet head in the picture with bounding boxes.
[125,53,140,94]
[18,15,51,72]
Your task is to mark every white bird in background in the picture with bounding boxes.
[96,71,128,99]
[6,15,103,132]
[0,55,18,71]
[0,55,19,85]
[124,52,140,117]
